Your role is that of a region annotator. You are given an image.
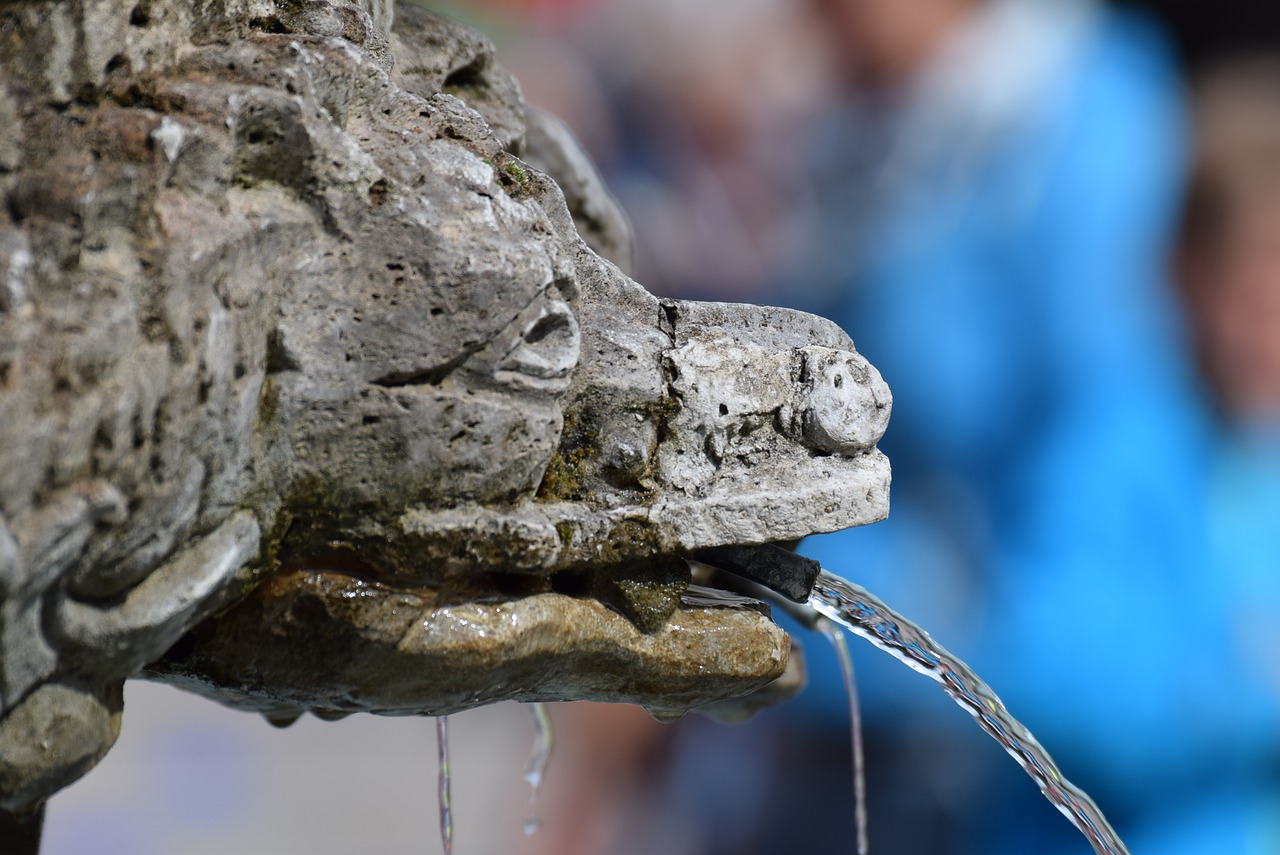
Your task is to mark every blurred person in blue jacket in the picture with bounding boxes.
[675,0,1280,853]
[1130,51,1280,855]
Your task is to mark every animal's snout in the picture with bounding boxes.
[658,332,890,473]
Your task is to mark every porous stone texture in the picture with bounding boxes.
[0,0,891,813]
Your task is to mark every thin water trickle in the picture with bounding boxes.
[807,570,1129,855]
[436,715,453,855]
[522,702,554,836]
[816,617,869,855]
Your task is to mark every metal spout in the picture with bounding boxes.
[692,543,822,603]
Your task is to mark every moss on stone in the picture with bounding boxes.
[590,556,689,634]
[536,408,597,501]
[502,160,529,184]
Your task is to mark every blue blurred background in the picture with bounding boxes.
[44,1,1280,853]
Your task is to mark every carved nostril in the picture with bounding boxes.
[799,346,892,455]
[497,299,580,386]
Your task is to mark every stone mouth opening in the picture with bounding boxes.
[284,539,799,636]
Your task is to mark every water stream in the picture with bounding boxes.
[816,617,869,855]
[522,703,555,836]
[807,570,1129,855]
[436,715,453,855]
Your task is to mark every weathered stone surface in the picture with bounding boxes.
[0,682,122,813]
[0,0,891,813]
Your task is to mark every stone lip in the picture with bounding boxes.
[145,567,791,721]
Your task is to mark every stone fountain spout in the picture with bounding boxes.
[0,0,891,832]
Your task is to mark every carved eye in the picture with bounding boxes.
[496,299,580,390]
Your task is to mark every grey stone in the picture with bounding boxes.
[0,682,122,813]
[800,346,893,454]
[50,513,262,668]
[389,3,525,150]
[0,0,891,814]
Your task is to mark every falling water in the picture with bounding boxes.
[436,716,453,855]
[807,570,1129,855]
[816,617,869,855]
[522,703,555,836]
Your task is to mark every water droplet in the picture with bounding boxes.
[436,715,453,855]
[816,617,868,855]
[521,703,554,837]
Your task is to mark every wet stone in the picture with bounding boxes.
[589,557,690,634]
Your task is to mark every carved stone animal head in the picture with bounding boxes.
[0,0,890,814]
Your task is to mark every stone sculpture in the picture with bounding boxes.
[0,0,891,833]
